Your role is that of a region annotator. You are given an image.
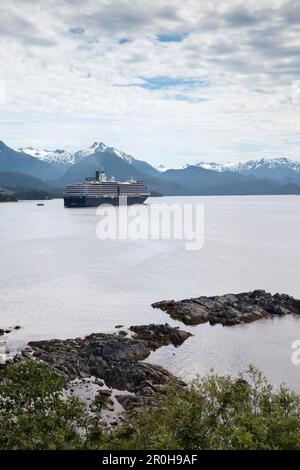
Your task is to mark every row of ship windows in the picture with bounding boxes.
[65,191,146,194]
[65,190,145,194]
[65,189,117,193]
[66,184,146,189]
[65,189,146,193]
[65,193,145,198]
[65,186,147,193]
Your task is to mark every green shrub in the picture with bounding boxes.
[109,366,300,450]
[0,361,299,450]
[0,361,84,449]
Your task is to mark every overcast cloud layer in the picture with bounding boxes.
[1,0,300,166]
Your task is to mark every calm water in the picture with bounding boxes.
[1,196,300,390]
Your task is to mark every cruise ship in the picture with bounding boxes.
[64,171,150,207]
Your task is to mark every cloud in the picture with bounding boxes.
[0,0,300,166]
[0,7,56,47]
[66,0,183,39]
[72,2,153,35]
[280,1,300,24]
[223,5,267,27]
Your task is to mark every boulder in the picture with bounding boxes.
[116,394,159,411]
[129,323,192,348]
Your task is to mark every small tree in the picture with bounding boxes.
[0,361,85,450]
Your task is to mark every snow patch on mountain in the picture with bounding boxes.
[74,142,108,159]
[155,164,168,173]
[74,141,135,164]
[18,147,75,167]
[75,142,135,165]
[112,147,134,164]
[184,162,229,172]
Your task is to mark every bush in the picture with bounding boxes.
[0,361,84,449]
[0,361,299,450]
[108,366,300,450]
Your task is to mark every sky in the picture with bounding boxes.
[1,0,300,167]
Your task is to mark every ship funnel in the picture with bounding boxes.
[96,171,106,182]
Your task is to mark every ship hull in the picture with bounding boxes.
[64,195,148,207]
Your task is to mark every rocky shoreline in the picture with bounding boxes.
[5,289,300,413]
[20,324,191,412]
[152,290,300,326]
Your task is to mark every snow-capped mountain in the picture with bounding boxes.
[228,157,300,174]
[74,142,134,164]
[18,147,75,167]
[187,157,300,180]
[73,142,108,159]
[0,140,65,180]
[18,142,137,169]
[17,141,158,176]
[73,142,159,176]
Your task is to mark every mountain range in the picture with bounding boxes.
[185,158,300,183]
[1,139,300,197]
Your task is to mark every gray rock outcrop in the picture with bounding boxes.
[152,290,300,326]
